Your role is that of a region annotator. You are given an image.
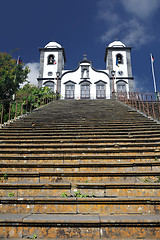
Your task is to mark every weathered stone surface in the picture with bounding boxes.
[0,99,160,238]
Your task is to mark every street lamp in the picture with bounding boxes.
[56,72,60,99]
[111,70,116,99]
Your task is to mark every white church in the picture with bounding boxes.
[37,40,134,99]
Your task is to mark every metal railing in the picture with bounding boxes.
[0,94,55,126]
[117,92,160,121]
[1,92,160,126]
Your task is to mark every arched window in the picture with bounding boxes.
[43,81,54,91]
[80,81,91,99]
[116,54,123,64]
[65,81,75,99]
[96,81,106,99]
[48,54,56,65]
[116,80,126,92]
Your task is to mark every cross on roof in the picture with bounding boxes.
[83,54,87,60]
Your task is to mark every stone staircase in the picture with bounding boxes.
[0,99,160,239]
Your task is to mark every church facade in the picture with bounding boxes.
[37,40,134,99]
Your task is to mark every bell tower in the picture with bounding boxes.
[104,40,134,97]
[37,41,66,93]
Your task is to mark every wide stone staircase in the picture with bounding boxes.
[0,99,160,239]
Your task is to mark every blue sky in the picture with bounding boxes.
[1,0,160,92]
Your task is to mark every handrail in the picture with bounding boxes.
[117,91,160,121]
[1,92,160,126]
[0,94,55,127]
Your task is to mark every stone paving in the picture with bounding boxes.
[0,99,160,239]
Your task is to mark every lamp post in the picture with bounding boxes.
[56,72,60,100]
[111,70,116,99]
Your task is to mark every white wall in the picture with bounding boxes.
[61,63,110,99]
[112,51,129,93]
[43,51,59,79]
[112,51,128,77]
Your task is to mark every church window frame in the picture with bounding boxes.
[48,54,56,65]
[65,81,76,99]
[43,81,55,91]
[116,54,123,64]
[116,80,127,92]
[80,80,91,99]
[95,80,106,99]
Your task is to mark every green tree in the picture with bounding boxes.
[0,83,55,123]
[0,52,30,100]
[16,83,55,111]
[16,83,55,99]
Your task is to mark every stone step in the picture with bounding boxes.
[11,117,155,122]
[0,197,160,215]
[0,153,159,163]
[1,137,160,144]
[1,161,159,168]
[13,118,151,124]
[1,159,159,166]
[1,129,160,135]
[1,125,160,132]
[0,183,159,198]
[4,123,159,129]
[0,133,160,141]
[0,171,159,183]
[0,147,158,155]
[1,162,159,174]
[0,239,157,240]
[0,214,159,239]
[0,142,160,148]
[10,119,156,125]
[0,183,71,198]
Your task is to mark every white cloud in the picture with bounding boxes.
[23,62,39,87]
[97,0,119,23]
[121,19,154,47]
[133,76,143,92]
[100,19,154,48]
[98,10,118,23]
[133,75,152,93]
[121,0,160,19]
[97,0,158,47]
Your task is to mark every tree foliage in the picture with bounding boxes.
[16,83,56,112]
[0,84,55,123]
[0,52,30,99]
[16,83,55,98]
